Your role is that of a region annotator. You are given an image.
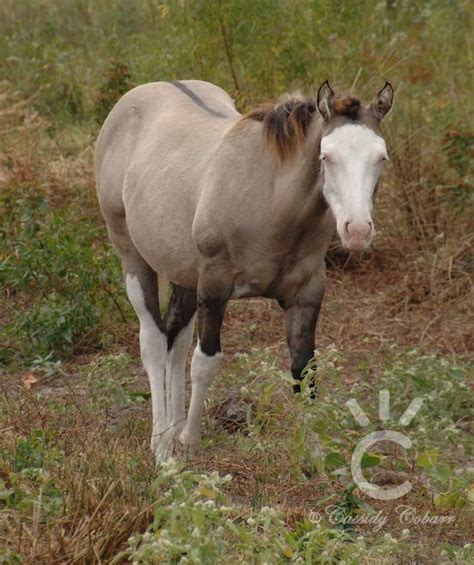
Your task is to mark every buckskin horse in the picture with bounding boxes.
[95,79,394,461]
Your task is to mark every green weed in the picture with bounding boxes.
[1,194,127,367]
[85,352,150,409]
[116,461,473,563]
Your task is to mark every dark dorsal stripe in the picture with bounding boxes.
[168,80,228,118]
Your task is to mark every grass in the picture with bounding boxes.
[0,347,472,562]
[0,0,472,563]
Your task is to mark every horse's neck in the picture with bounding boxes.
[271,124,326,230]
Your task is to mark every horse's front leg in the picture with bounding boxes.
[281,273,325,394]
[179,258,232,454]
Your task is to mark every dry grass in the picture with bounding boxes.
[1,370,155,563]
[1,251,472,562]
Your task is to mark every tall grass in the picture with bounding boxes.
[1,0,470,238]
[1,1,471,111]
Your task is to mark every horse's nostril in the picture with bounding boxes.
[344,221,350,235]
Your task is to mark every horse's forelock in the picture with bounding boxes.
[333,95,361,120]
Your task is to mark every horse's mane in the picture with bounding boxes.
[243,92,361,163]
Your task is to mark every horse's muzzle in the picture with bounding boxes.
[340,220,374,251]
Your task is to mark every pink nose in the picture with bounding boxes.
[345,220,372,238]
[343,220,373,250]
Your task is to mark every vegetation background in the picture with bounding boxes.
[0,0,472,563]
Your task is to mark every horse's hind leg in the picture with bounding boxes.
[105,220,171,460]
[125,269,170,460]
[163,284,197,440]
[124,266,170,460]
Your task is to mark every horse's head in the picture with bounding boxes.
[317,81,394,251]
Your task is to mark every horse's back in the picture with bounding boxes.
[94,80,240,287]
[95,80,238,202]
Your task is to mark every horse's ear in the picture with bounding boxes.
[317,80,335,121]
[370,82,394,121]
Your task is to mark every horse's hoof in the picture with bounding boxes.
[178,431,200,460]
[151,429,181,463]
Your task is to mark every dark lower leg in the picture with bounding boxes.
[179,259,232,449]
[163,285,197,430]
[284,302,322,394]
[164,285,197,350]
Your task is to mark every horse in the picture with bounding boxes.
[95,79,394,462]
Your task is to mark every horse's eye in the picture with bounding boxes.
[380,154,389,163]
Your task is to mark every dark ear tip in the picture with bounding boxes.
[318,80,335,100]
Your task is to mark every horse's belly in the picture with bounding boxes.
[129,219,200,289]
[124,178,201,289]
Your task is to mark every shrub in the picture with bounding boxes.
[94,61,133,123]
[0,193,127,367]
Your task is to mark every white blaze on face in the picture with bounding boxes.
[320,123,388,251]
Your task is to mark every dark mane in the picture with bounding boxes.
[243,92,362,162]
[243,94,317,163]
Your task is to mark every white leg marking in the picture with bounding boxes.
[165,314,196,432]
[126,274,169,460]
[179,343,223,451]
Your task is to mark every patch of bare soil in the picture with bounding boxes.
[220,257,471,375]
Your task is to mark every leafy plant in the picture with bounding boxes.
[85,353,147,409]
[1,194,127,366]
